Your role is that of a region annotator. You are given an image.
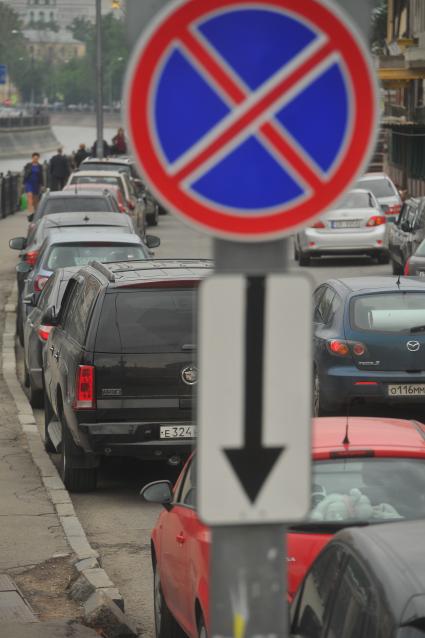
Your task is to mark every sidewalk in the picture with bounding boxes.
[0,211,137,637]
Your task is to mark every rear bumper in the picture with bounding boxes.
[298,227,387,254]
[79,420,195,459]
[321,366,425,406]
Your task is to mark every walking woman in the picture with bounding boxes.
[23,152,44,215]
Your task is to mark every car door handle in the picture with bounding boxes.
[176,533,186,545]
[53,352,60,361]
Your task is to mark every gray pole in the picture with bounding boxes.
[95,0,104,159]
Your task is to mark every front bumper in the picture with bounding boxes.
[79,420,195,459]
[321,365,425,406]
[298,226,387,255]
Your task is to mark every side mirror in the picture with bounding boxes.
[145,235,160,249]
[40,306,59,326]
[16,261,32,274]
[140,480,173,510]
[23,293,37,306]
[27,213,34,223]
[9,237,26,251]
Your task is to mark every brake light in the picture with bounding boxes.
[310,220,325,228]
[38,324,53,341]
[327,340,350,356]
[73,365,96,409]
[25,250,39,266]
[388,204,401,216]
[34,275,49,292]
[367,215,386,227]
[404,258,411,276]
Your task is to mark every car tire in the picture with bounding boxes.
[377,253,389,265]
[391,259,403,275]
[43,388,56,453]
[154,562,185,638]
[313,370,341,416]
[60,415,98,493]
[147,211,159,226]
[299,251,310,267]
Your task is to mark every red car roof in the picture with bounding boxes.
[313,417,425,459]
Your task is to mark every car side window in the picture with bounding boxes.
[177,458,197,509]
[291,546,345,637]
[318,287,336,325]
[327,557,378,638]
[313,287,326,322]
[64,277,99,344]
[398,204,409,225]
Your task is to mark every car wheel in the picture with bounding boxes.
[299,251,310,267]
[154,562,185,638]
[43,387,56,453]
[29,376,43,409]
[377,253,389,265]
[391,259,403,275]
[60,415,97,493]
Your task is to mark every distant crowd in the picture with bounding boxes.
[23,128,127,213]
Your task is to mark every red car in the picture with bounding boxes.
[142,417,425,638]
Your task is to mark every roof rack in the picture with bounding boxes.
[110,259,214,275]
[89,261,116,282]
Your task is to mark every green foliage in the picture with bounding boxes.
[371,0,388,53]
[0,2,27,91]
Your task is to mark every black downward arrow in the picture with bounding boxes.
[224,276,284,504]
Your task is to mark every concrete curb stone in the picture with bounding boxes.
[2,284,134,637]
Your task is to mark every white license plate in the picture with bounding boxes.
[160,425,196,439]
[331,220,360,229]
[387,384,425,397]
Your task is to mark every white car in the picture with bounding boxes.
[355,173,402,222]
[295,189,389,266]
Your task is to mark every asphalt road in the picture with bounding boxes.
[7,208,418,636]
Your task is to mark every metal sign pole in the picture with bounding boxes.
[210,239,289,637]
[95,0,104,159]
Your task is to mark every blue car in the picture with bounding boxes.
[313,276,425,414]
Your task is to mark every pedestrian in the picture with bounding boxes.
[111,127,127,155]
[49,147,70,191]
[74,143,89,168]
[23,152,44,215]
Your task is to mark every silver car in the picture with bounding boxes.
[355,173,402,222]
[295,190,389,266]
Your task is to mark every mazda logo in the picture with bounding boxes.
[181,365,198,385]
[407,340,421,352]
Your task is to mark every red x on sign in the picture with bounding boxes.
[125,0,378,240]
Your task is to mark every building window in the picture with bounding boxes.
[39,10,44,20]
[45,0,49,4]
[50,11,54,20]
[29,10,34,21]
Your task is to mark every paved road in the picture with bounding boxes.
[6,207,410,636]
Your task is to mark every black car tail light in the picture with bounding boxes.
[73,365,96,410]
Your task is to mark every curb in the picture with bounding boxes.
[2,285,138,638]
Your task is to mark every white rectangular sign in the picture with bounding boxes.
[198,274,312,525]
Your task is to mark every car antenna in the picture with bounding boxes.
[343,400,351,445]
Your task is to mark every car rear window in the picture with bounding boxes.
[355,178,396,198]
[350,292,425,333]
[95,289,196,353]
[82,163,130,176]
[310,458,425,523]
[339,191,374,209]
[45,243,146,269]
[71,175,124,193]
[41,197,114,214]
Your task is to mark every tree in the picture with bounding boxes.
[371,0,388,53]
[0,2,28,92]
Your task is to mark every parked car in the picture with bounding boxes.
[404,238,425,276]
[388,197,425,275]
[355,172,402,222]
[67,170,146,230]
[290,520,425,637]
[9,212,139,345]
[294,190,388,266]
[141,416,425,637]
[42,259,213,492]
[31,190,121,226]
[23,267,79,408]
[313,276,425,414]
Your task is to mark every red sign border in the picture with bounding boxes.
[125,0,378,241]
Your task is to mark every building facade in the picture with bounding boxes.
[9,0,117,29]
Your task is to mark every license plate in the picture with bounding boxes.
[331,220,360,229]
[160,425,196,439]
[387,384,425,397]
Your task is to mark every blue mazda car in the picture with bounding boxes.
[313,276,425,414]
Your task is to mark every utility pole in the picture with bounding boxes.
[95,0,104,158]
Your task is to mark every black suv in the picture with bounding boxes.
[42,259,212,492]
[388,197,425,274]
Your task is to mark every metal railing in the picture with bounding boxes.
[0,172,22,218]
[0,114,50,129]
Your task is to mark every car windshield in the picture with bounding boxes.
[310,458,425,523]
[41,197,113,215]
[339,192,375,209]
[356,178,395,198]
[350,292,425,333]
[45,243,146,269]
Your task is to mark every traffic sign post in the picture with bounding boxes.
[125,0,378,635]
